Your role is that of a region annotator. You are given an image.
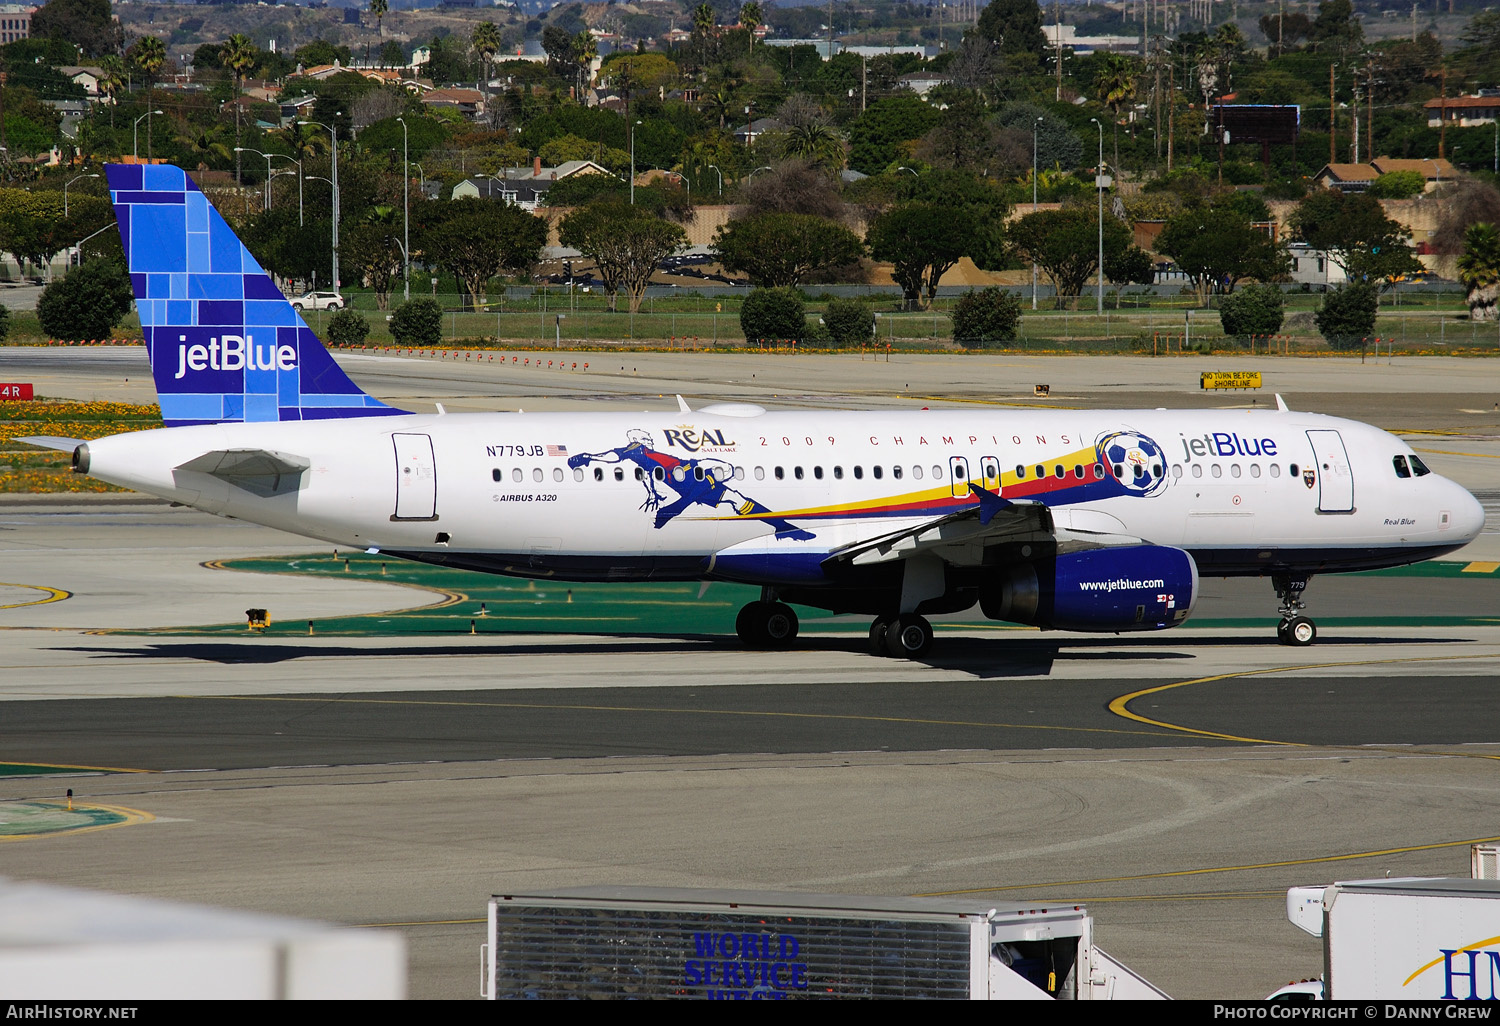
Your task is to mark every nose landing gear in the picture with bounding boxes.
[1274,573,1316,646]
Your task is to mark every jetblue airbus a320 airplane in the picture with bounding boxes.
[31,164,1486,658]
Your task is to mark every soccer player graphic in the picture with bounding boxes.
[568,429,812,539]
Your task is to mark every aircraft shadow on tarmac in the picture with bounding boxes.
[54,632,1475,679]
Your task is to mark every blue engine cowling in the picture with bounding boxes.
[979,545,1198,632]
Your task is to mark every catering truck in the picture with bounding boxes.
[1273,877,1500,1000]
[481,886,1167,1000]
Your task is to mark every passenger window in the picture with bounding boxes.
[912,465,923,480]
[492,468,502,482]
[552,468,563,482]
[653,467,665,481]
[733,467,744,480]
[1191,464,1203,479]
[572,468,583,482]
[795,466,805,480]
[636,468,645,481]
[672,467,685,482]
[932,465,942,479]
[1016,465,1026,479]
[1112,463,1123,478]
[1171,465,1183,479]
[1093,463,1104,479]
[1211,464,1223,478]
[512,468,523,483]
[1393,455,1411,478]
[775,466,784,480]
[833,466,843,480]
[853,466,863,479]
[1035,464,1045,479]
[1073,465,1083,478]
[1230,464,1241,478]
[755,466,765,481]
[1250,464,1261,478]
[595,467,604,481]
[814,466,824,480]
[614,467,624,481]
[1270,464,1282,478]
[533,468,544,482]
[1289,463,1299,477]
[1409,455,1432,477]
[889,465,900,479]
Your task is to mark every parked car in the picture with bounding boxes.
[291,291,344,311]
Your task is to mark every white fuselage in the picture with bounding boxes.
[79,406,1484,586]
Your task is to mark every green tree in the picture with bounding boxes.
[344,221,405,311]
[379,40,405,69]
[390,297,442,347]
[1314,282,1378,350]
[712,213,864,289]
[951,287,1023,347]
[28,0,121,57]
[822,298,874,348]
[1218,283,1286,338]
[129,35,167,159]
[1156,206,1288,301]
[419,200,547,308]
[557,203,688,313]
[0,189,111,277]
[1007,208,1131,308]
[36,261,135,341]
[739,287,806,343]
[1457,222,1500,322]
[846,96,943,176]
[1104,245,1155,286]
[325,309,370,345]
[1288,190,1421,285]
[866,202,970,310]
[95,56,124,128]
[781,122,846,171]
[1092,53,1138,176]
[1308,0,1363,54]
[976,0,1046,58]
[0,304,10,342]
[1367,172,1425,200]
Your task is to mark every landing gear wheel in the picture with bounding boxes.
[885,614,934,659]
[762,602,799,648]
[868,617,892,657]
[1280,616,1317,647]
[736,602,768,647]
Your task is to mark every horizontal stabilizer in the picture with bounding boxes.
[175,448,310,497]
[15,436,85,452]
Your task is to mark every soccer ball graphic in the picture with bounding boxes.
[1098,430,1167,496]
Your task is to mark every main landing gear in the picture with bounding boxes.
[868,614,934,659]
[1273,573,1317,647]
[735,593,799,649]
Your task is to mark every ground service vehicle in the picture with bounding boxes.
[1273,877,1500,1000]
[480,887,1167,1000]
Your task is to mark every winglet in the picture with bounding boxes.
[1275,393,1290,412]
[969,484,1012,526]
[676,394,691,413]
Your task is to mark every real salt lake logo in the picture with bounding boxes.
[174,335,296,379]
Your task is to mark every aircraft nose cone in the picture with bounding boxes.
[1454,484,1487,543]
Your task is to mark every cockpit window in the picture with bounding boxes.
[1393,455,1411,479]
[1409,454,1433,477]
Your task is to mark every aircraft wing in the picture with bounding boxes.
[825,486,1144,568]
[16,436,85,452]
[174,448,310,498]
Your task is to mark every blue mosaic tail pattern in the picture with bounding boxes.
[106,164,404,427]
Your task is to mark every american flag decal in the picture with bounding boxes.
[546,444,568,457]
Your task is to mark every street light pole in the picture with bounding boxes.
[132,110,162,161]
[64,172,98,218]
[1091,117,1104,315]
[707,163,722,196]
[234,147,275,210]
[300,118,341,291]
[397,115,409,301]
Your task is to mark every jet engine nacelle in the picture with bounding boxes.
[979,544,1199,632]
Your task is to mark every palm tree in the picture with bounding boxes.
[692,2,716,35]
[473,20,501,108]
[369,0,388,38]
[96,56,124,129]
[1093,52,1137,177]
[220,34,257,186]
[176,127,232,171]
[740,2,762,53]
[572,30,597,95]
[129,35,167,159]
[782,122,845,170]
[278,120,329,166]
[1458,223,1500,322]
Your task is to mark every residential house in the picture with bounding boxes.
[421,87,485,121]
[733,118,784,145]
[1314,157,1456,193]
[451,158,611,210]
[1424,92,1500,128]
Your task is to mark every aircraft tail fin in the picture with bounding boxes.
[105,163,404,428]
